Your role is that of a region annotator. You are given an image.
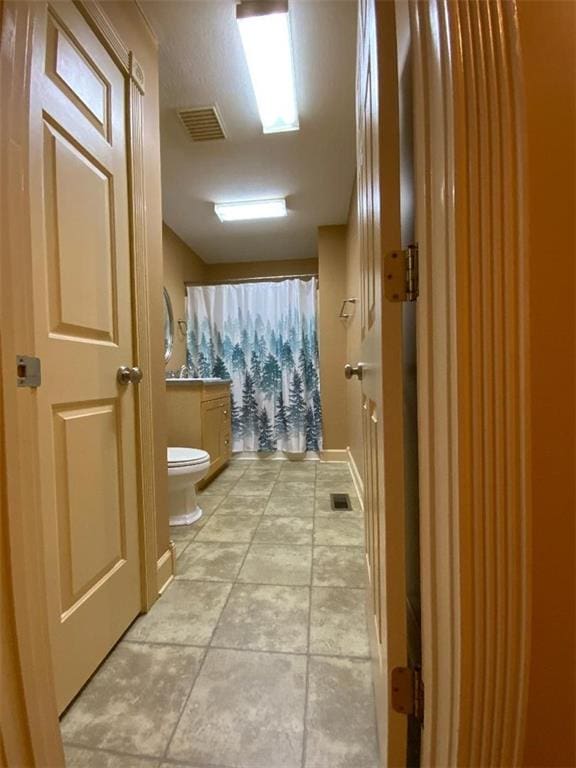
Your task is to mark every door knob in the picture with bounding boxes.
[117,366,143,385]
[344,363,364,381]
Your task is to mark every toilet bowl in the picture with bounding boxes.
[167,447,211,526]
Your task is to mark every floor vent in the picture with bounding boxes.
[330,493,352,511]
[177,105,226,142]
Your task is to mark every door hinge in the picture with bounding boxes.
[391,666,424,725]
[16,355,42,388]
[384,244,419,302]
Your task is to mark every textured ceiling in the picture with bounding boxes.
[141,0,357,263]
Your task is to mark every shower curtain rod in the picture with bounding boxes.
[184,273,318,291]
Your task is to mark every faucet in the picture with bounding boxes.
[179,365,189,378]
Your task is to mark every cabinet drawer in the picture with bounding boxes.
[201,396,229,415]
[201,384,231,402]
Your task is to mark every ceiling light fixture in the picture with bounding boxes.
[214,198,287,222]
[236,1,299,134]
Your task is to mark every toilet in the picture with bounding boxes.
[167,447,211,526]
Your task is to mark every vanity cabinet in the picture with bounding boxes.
[165,380,232,487]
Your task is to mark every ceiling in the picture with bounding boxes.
[141,0,358,263]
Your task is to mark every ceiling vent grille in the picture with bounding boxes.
[177,106,226,142]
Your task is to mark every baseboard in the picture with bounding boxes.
[319,449,348,462]
[157,543,175,595]
[347,446,364,509]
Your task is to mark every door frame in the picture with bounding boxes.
[0,1,159,764]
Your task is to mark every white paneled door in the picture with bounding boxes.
[29,0,142,712]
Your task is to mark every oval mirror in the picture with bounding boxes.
[163,287,174,363]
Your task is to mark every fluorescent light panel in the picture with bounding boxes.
[237,7,299,134]
[214,198,287,222]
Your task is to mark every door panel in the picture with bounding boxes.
[356,1,410,764]
[30,0,141,712]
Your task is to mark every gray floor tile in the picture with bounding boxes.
[265,495,315,517]
[305,656,380,768]
[254,516,313,545]
[167,648,306,768]
[212,584,310,653]
[61,643,204,758]
[194,515,260,543]
[219,464,246,477]
[243,467,283,481]
[309,587,370,658]
[233,481,275,497]
[215,494,269,516]
[169,525,199,544]
[280,461,316,480]
[64,746,159,767]
[315,465,353,478]
[313,517,364,547]
[242,460,283,472]
[273,479,317,497]
[315,480,357,496]
[176,542,249,582]
[196,495,227,514]
[200,476,239,496]
[125,581,231,646]
[238,544,312,586]
[312,546,366,588]
[173,539,191,560]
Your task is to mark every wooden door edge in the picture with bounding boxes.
[412,1,531,765]
[0,3,65,765]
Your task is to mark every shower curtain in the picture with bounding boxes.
[186,278,322,453]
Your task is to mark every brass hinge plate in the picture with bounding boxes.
[384,244,419,302]
[391,666,424,724]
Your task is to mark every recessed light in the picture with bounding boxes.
[214,198,287,222]
[237,1,299,134]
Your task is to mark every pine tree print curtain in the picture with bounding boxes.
[186,278,323,453]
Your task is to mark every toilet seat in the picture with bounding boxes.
[167,447,210,467]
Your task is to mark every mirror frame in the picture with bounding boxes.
[163,287,174,363]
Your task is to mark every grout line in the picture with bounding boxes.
[120,636,372,662]
[160,466,282,760]
[301,469,317,768]
[160,472,262,762]
[174,577,365,590]
[63,740,242,768]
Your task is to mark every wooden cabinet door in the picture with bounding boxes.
[29,1,141,713]
[202,398,226,473]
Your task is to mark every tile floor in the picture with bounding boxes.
[61,460,380,768]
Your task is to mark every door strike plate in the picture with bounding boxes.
[16,355,42,388]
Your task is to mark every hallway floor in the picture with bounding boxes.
[61,460,380,768]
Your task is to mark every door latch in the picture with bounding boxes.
[16,355,42,388]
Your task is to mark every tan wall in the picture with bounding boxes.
[163,223,206,370]
[102,3,169,558]
[344,187,363,478]
[518,2,576,765]
[318,225,348,450]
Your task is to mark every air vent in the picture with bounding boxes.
[177,106,226,142]
[330,493,352,511]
